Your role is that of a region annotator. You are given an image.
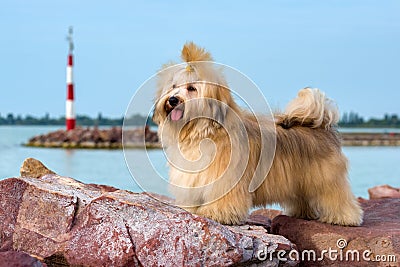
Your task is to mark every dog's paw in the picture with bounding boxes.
[195,205,247,225]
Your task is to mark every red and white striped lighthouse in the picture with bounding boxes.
[66,27,76,130]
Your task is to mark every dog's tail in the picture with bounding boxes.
[281,88,339,129]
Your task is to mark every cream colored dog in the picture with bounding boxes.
[153,42,363,226]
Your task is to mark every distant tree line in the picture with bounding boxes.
[1,111,399,128]
[339,112,400,128]
[0,112,156,127]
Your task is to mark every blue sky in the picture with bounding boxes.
[1,0,399,119]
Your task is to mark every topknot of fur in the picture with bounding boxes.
[181,42,213,62]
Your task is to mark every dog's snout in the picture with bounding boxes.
[168,96,180,107]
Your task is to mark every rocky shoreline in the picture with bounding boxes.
[24,127,400,149]
[25,126,161,149]
[341,132,400,146]
[0,158,298,267]
[0,158,399,266]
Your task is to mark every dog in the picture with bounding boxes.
[153,42,363,226]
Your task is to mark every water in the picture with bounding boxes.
[0,126,143,193]
[0,126,399,199]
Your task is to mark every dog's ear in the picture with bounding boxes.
[202,84,236,127]
[209,99,227,126]
[152,103,163,125]
[181,42,213,62]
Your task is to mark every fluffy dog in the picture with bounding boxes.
[153,42,363,226]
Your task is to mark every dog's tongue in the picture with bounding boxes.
[170,109,183,121]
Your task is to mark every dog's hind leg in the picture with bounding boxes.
[313,186,363,226]
[310,159,364,226]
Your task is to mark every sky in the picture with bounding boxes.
[0,0,399,119]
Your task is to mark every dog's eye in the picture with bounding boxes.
[187,86,197,92]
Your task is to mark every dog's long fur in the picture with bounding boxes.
[153,42,363,226]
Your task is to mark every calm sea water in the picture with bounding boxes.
[0,126,399,199]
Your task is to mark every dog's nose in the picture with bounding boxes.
[168,96,179,107]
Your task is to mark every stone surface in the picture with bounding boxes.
[0,159,298,267]
[340,132,400,146]
[0,251,47,267]
[251,209,283,220]
[368,184,400,199]
[244,211,275,233]
[272,198,400,266]
[20,158,55,178]
[25,126,160,149]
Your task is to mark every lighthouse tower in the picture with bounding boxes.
[66,27,76,131]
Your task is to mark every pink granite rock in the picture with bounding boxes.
[0,251,47,267]
[272,198,400,266]
[26,127,160,148]
[0,158,298,266]
[251,209,283,220]
[368,184,400,199]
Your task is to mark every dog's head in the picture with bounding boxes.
[153,42,238,135]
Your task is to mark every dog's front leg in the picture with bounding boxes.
[195,190,252,225]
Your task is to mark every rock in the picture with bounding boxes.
[145,191,175,204]
[20,158,55,178]
[0,251,47,267]
[25,127,161,149]
[244,212,273,233]
[271,198,400,266]
[243,209,283,233]
[368,184,400,199]
[251,209,283,220]
[0,158,298,267]
[86,183,119,193]
[340,132,400,146]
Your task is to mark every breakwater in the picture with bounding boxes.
[24,127,400,149]
[25,126,160,149]
[341,132,400,146]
